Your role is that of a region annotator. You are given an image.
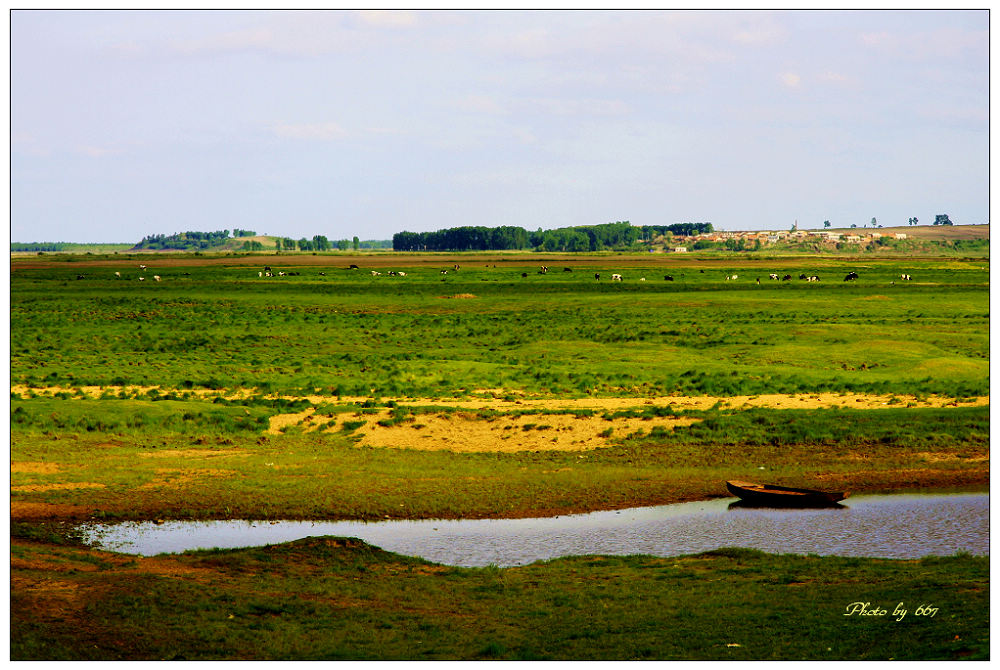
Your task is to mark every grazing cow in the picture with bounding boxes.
[371,271,381,276]
[139,265,146,271]
[258,271,263,278]
[75,274,85,280]
[769,273,779,280]
[539,266,549,274]
[398,272,406,277]
[114,271,121,278]
[279,271,285,276]
[844,272,859,282]
[319,272,326,276]
[521,272,528,278]
[807,276,819,282]
[264,266,271,273]
[901,274,911,281]
[782,274,792,281]
[349,264,359,270]
[388,271,397,276]
[756,278,760,285]
[726,274,738,281]
[564,267,572,272]
[153,275,161,282]
[611,273,623,281]
[664,275,673,281]
[640,277,646,282]
[595,273,600,280]
[138,276,145,281]
[799,274,807,280]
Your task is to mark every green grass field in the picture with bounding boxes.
[10,252,989,660]
[10,256,989,397]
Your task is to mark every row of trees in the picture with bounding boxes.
[821,215,954,230]
[130,230,385,252]
[392,221,714,252]
[134,230,234,250]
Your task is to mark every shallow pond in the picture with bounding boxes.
[80,491,988,567]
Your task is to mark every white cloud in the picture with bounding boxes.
[77,145,120,157]
[356,10,417,29]
[455,94,507,115]
[526,98,630,117]
[819,71,850,84]
[171,28,274,55]
[779,72,802,88]
[272,121,348,141]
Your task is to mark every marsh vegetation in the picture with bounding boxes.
[10,252,989,660]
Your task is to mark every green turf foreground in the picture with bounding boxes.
[10,533,987,661]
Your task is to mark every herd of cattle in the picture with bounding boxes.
[81,264,915,285]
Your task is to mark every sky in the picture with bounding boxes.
[9,9,990,243]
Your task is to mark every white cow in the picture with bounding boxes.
[611,273,623,281]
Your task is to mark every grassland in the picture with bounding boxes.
[9,251,989,660]
[10,536,988,661]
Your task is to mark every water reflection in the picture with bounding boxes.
[80,492,988,567]
[727,500,847,510]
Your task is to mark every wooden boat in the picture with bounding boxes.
[725,480,849,507]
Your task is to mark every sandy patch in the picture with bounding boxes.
[393,393,988,412]
[11,385,987,412]
[266,408,339,435]
[137,449,244,459]
[11,462,61,474]
[914,452,990,463]
[136,468,235,490]
[353,410,699,453]
[11,482,106,493]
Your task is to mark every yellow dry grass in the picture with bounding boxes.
[259,392,988,453]
[355,411,700,453]
[11,482,106,493]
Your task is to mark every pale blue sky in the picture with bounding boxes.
[10,9,989,243]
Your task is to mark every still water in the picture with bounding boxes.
[80,492,988,567]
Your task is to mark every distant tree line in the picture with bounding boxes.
[392,221,713,252]
[134,230,234,250]
[11,242,75,252]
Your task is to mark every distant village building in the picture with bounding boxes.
[672,246,688,253]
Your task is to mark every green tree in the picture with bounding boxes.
[934,214,954,226]
[352,236,360,251]
[823,220,831,228]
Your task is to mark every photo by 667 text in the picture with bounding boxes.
[844,602,939,622]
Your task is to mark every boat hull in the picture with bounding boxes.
[726,480,848,508]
